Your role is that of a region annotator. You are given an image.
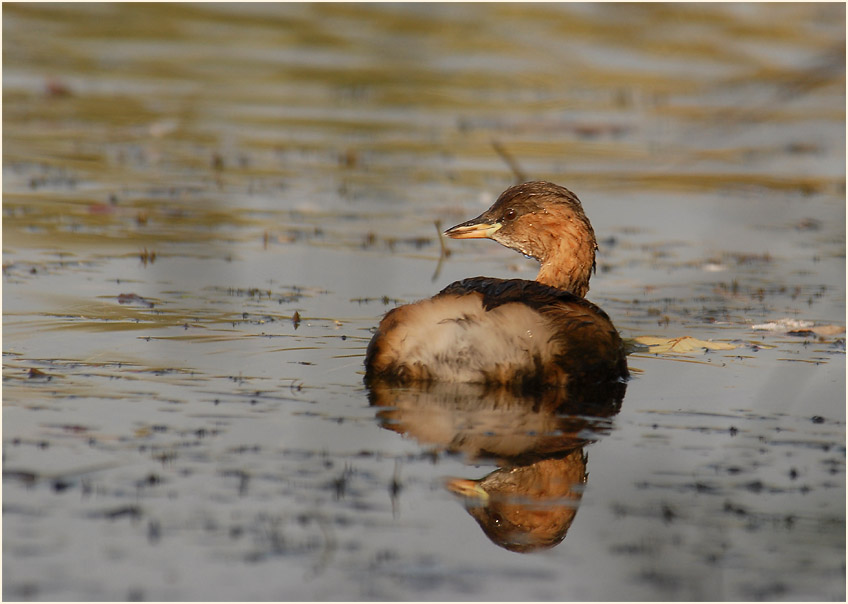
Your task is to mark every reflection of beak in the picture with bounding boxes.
[446,477,490,501]
[444,219,502,239]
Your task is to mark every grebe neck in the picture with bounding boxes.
[535,232,596,297]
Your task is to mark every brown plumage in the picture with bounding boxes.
[364,181,627,388]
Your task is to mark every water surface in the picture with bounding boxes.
[3,3,845,601]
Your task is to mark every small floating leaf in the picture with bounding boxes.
[634,335,737,353]
[809,324,845,336]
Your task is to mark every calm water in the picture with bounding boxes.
[3,3,845,601]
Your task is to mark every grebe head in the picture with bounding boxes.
[444,181,598,296]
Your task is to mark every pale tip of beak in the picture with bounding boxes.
[445,477,490,501]
[444,222,501,240]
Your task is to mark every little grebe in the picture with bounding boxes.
[364,181,628,388]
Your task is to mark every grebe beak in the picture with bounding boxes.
[444,218,502,239]
[445,477,490,501]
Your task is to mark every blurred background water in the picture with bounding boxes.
[3,3,845,601]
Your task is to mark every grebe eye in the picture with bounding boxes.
[503,208,517,222]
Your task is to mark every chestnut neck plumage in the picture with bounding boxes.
[534,228,596,297]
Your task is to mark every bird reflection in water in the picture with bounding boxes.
[364,182,628,552]
[369,378,625,553]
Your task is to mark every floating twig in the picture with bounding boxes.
[431,219,450,282]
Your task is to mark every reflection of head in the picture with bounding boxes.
[447,451,587,553]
